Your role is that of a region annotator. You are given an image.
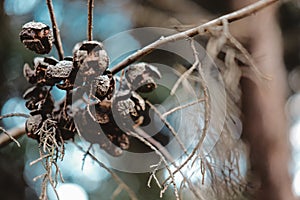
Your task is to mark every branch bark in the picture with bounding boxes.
[46,0,64,60]
[87,0,94,41]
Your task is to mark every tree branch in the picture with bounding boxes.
[46,0,64,60]
[0,0,278,149]
[111,0,279,75]
[87,0,94,41]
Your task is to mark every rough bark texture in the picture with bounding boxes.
[231,1,296,200]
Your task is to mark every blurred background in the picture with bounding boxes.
[0,0,299,199]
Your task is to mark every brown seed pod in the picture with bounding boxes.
[93,70,115,100]
[19,21,53,54]
[125,62,161,93]
[75,110,124,157]
[112,90,146,129]
[24,57,75,86]
[117,133,130,150]
[46,60,73,79]
[23,63,37,84]
[25,114,43,140]
[114,91,136,118]
[35,57,61,86]
[95,99,112,124]
[56,57,79,91]
[73,40,109,77]
[99,121,130,152]
[23,86,54,115]
[99,134,123,156]
[104,132,130,151]
[57,116,76,141]
[24,57,57,85]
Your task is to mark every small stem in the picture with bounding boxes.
[0,126,25,147]
[0,113,30,120]
[46,0,64,60]
[161,98,205,118]
[87,0,94,41]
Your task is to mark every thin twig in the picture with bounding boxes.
[127,129,180,200]
[162,39,210,186]
[131,127,202,199]
[81,144,93,170]
[170,56,199,95]
[130,125,201,199]
[111,0,278,74]
[0,113,29,147]
[0,113,30,120]
[221,18,271,80]
[112,185,123,200]
[87,0,94,41]
[30,154,51,166]
[86,84,98,122]
[75,143,138,200]
[46,0,64,60]
[146,100,188,155]
[117,69,126,92]
[162,98,205,118]
[148,159,163,188]
[0,127,21,147]
[131,126,175,164]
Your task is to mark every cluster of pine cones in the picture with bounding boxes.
[20,21,162,156]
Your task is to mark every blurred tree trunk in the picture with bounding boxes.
[231,1,296,200]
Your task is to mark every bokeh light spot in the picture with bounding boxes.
[48,183,89,200]
[293,170,300,196]
[51,86,66,102]
[286,93,300,122]
[290,121,300,151]
[4,0,38,15]
[1,97,29,129]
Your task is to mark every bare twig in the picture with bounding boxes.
[75,143,138,200]
[86,85,98,122]
[30,154,51,166]
[0,113,30,120]
[146,100,188,155]
[148,159,163,188]
[221,18,271,80]
[81,144,93,170]
[163,39,210,185]
[127,129,180,199]
[46,0,64,60]
[130,126,175,163]
[0,127,21,147]
[162,98,205,118]
[129,127,202,199]
[170,55,200,95]
[87,0,94,41]
[0,113,29,147]
[0,126,24,147]
[111,0,278,75]
[112,185,123,200]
